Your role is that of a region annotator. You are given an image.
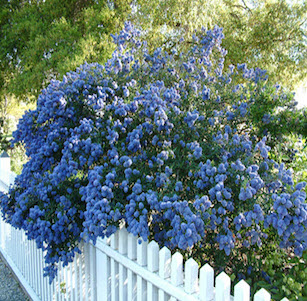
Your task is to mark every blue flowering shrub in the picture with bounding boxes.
[0,22,306,297]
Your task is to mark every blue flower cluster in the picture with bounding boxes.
[0,21,306,281]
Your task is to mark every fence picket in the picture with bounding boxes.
[137,239,148,301]
[234,280,250,301]
[215,272,231,301]
[73,252,79,300]
[254,288,271,301]
[170,252,183,301]
[111,232,119,301]
[199,263,214,301]
[184,258,199,294]
[79,246,85,301]
[127,233,137,301]
[96,243,110,301]
[119,228,128,301]
[89,243,96,300]
[84,244,90,301]
[147,241,159,301]
[158,246,171,301]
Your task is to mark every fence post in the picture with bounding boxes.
[0,151,10,187]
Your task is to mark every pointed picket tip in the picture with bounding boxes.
[199,263,214,300]
[184,258,199,294]
[216,272,231,301]
[171,252,183,286]
[147,241,159,272]
[234,279,250,301]
[159,246,171,279]
[254,288,271,301]
[280,298,289,301]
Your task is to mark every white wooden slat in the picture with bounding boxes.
[89,243,96,301]
[253,288,271,301]
[111,232,119,301]
[39,249,43,299]
[96,246,111,301]
[55,262,60,301]
[49,276,55,301]
[137,238,148,301]
[64,263,69,300]
[147,241,159,272]
[42,253,48,301]
[215,272,231,301]
[119,228,128,254]
[84,244,90,301]
[79,247,84,301]
[159,247,171,279]
[57,263,62,301]
[280,298,289,301]
[29,240,33,290]
[137,239,148,266]
[171,252,183,286]
[185,258,199,294]
[158,247,171,301]
[35,243,39,295]
[147,241,159,301]
[66,261,72,301]
[73,252,79,301]
[170,252,183,301]
[62,263,66,301]
[25,235,29,284]
[119,264,128,301]
[234,280,250,301]
[17,231,21,268]
[127,233,137,301]
[44,259,50,301]
[22,233,26,275]
[119,228,128,301]
[29,240,33,288]
[128,233,137,260]
[33,241,37,291]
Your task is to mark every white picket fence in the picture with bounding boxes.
[0,153,289,301]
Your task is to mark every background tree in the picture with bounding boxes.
[0,0,131,102]
[131,0,307,90]
[1,0,306,103]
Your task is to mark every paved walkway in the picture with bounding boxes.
[0,255,29,301]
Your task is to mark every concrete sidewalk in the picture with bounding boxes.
[0,255,29,301]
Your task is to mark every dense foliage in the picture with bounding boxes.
[0,23,306,298]
[0,0,131,101]
[133,0,307,89]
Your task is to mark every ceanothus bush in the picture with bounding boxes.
[0,22,306,284]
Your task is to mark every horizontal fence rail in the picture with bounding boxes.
[0,154,290,301]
